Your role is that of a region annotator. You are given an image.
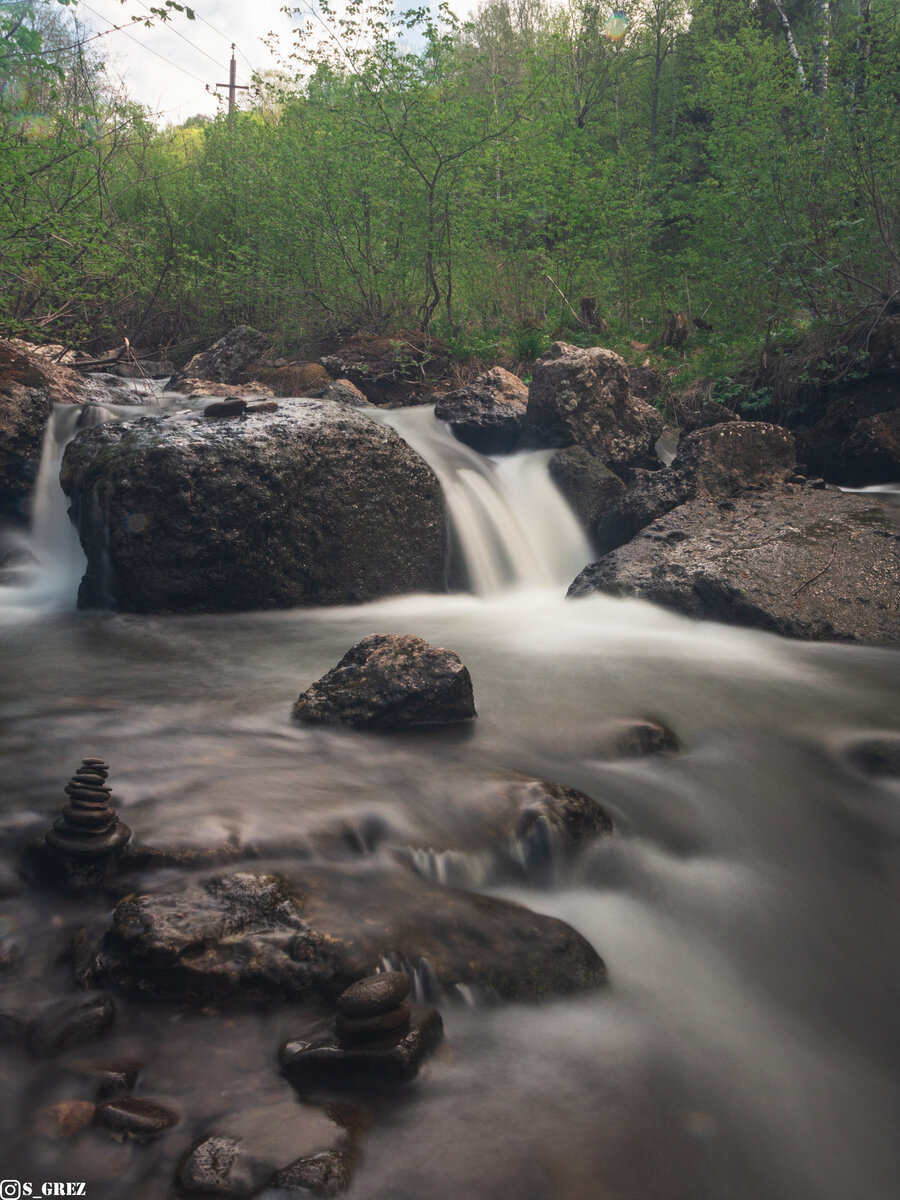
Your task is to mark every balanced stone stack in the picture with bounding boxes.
[335,971,411,1043]
[31,758,131,892]
[281,971,444,1090]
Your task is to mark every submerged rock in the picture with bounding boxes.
[282,1005,443,1089]
[593,718,680,759]
[569,489,899,647]
[292,634,476,729]
[95,1096,179,1138]
[434,367,528,454]
[26,992,115,1058]
[525,342,663,469]
[90,867,605,1005]
[487,776,613,874]
[61,400,447,612]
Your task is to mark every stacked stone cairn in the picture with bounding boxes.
[31,758,131,892]
[281,971,444,1089]
[335,972,412,1043]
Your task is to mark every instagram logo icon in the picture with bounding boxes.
[0,1183,21,1200]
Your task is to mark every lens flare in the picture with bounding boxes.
[604,10,628,39]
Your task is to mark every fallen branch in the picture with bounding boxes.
[792,541,837,595]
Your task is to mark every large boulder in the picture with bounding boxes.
[167,326,269,391]
[88,868,606,1005]
[548,446,626,537]
[593,421,796,555]
[525,342,664,469]
[840,409,900,486]
[0,339,84,524]
[796,377,898,485]
[434,367,528,454]
[60,399,447,613]
[569,488,899,647]
[292,634,475,728]
[321,332,453,407]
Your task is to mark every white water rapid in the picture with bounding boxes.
[376,406,592,593]
[0,394,899,1200]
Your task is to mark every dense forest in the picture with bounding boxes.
[1,0,897,381]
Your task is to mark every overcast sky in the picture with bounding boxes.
[77,0,312,123]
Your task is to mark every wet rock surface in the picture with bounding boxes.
[548,446,626,537]
[844,736,900,778]
[569,488,900,646]
[65,1055,142,1099]
[90,866,606,1005]
[434,367,528,454]
[593,718,680,759]
[593,422,796,555]
[282,1005,444,1089]
[177,1134,274,1197]
[292,634,476,729]
[95,1095,179,1137]
[525,342,663,469]
[26,992,115,1057]
[485,776,614,874]
[315,378,368,407]
[167,326,270,391]
[61,400,447,612]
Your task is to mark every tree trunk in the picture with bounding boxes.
[770,0,807,88]
[812,0,831,95]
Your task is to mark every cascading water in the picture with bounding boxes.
[376,406,592,593]
[0,391,899,1200]
[0,400,153,615]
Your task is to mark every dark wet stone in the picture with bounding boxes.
[270,1148,357,1195]
[204,398,248,419]
[65,1055,141,1099]
[486,776,614,877]
[845,737,900,778]
[292,634,476,729]
[282,1006,443,1089]
[61,400,446,613]
[244,400,279,414]
[91,866,605,1006]
[0,1007,26,1043]
[548,446,625,537]
[26,991,115,1057]
[336,972,410,1017]
[434,367,528,454]
[73,772,107,786]
[336,1002,411,1042]
[96,1095,179,1137]
[177,1134,275,1197]
[594,718,680,759]
[569,488,900,647]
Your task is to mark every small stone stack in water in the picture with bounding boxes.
[280,970,443,1089]
[335,972,411,1044]
[31,758,131,892]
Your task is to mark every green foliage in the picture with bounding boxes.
[0,0,895,370]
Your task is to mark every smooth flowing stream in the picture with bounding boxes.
[1,400,899,1200]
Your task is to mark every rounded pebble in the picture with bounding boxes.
[95,1096,179,1137]
[336,1000,410,1041]
[336,971,411,1017]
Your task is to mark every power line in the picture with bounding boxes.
[79,1,209,87]
[131,0,228,73]
[193,11,257,75]
[3,14,146,60]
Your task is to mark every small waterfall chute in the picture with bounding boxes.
[375,406,592,595]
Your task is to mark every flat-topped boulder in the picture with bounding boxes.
[88,867,605,1005]
[569,488,899,647]
[292,634,476,729]
[60,400,447,612]
[525,342,663,469]
[434,367,528,454]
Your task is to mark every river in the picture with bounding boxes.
[0,397,898,1199]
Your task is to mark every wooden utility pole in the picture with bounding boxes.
[215,45,249,127]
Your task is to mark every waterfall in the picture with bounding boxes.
[0,401,143,614]
[376,406,592,594]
